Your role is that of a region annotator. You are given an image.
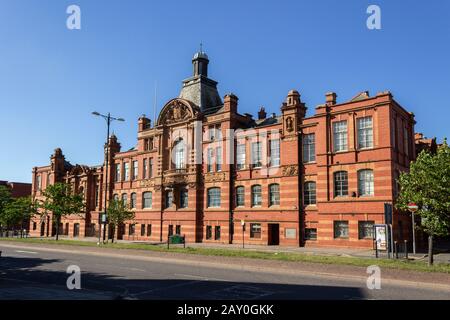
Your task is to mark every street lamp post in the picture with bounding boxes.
[241,220,245,249]
[407,202,419,254]
[92,112,124,244]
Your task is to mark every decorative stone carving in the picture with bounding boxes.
[139,179,155,188]
[282,165,298,176]
[286,117,294,132]
[160,100,191,125]
[204,172,226,183]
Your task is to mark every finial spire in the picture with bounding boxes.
[200,42,203,53]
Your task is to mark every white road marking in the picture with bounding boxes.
[15,250,38,254]
[174,273,231,282]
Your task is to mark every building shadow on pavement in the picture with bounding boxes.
[0,255,365,300]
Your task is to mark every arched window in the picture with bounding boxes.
[174,139,185,170]
[269,184,280,206]
[113,194,119,201]
[334,171,348,197]
[207,188,221,208]
[358,169,374,196]
[130,193,137,209]
[251,185,262,207]
[121,193,128,206]
[236,186,245,207]
[143,192,152,209]
[304,182,316,205]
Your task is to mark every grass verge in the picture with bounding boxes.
[1,237,450,274]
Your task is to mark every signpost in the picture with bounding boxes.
[241,220,245,249]
[407,202,418,254]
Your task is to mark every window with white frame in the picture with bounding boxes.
[304,181,316,205]
[124,162,130,181]
[270,139,280,167]
[333,121,348,152]
[216,147,222,171]
[251,142,262,168]
[130,193,137,209]
[207,188,221,208]
[269,184,280,206]
[251,185,262,207]
[143,159,148,179]
[180,189,188,208]
[303,134,315,162]
[236,186,245,207]
[121,193,127,206]
[357,116,373,149]
[334,171,348,197]
[174,139,185,169]
[236,143,246,170]
[207,148,214,172]
[132,160,138,180]
[143,192,152,209]
[115,163,121,182]
[358,169,374,196]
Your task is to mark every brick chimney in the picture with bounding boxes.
[325,92,337,106]
[223,93,238,113]
[258,107,267,120]
[138,114,151,132]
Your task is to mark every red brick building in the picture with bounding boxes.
[30,51,421,248]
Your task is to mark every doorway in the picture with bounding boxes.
[268,223,279,245]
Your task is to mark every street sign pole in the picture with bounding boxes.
[407,203,418,255]
[241,220,245,249]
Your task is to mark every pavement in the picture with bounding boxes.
[18,235,450,263]
[1,241,450,300]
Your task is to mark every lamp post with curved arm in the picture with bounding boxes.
[92,112,125,244]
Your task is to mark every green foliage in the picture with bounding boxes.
[396,141,450,237]
[107,199,135,228]
[0,185,12,216]
[38,182,85,239]
[1,197,37,229]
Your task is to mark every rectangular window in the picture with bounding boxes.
[334,171,348,197]
[269,139,280,167]
[36,175,41,190]
[143,159,148,179]
[132,160,138,180]
[143,192,152,209]
[358,170,374,196]
[357,116,373,149]
[334,221,349,239]
[333,121,348,152]
[129,224,135,236]
[404,126,409,156]
[358,221,374,239]
[251,142,262,168]
[303,134,316,162]
[250,223,262,239]
[149,158,153,178]
[304,182,316,205]
[176,225,181,235]
[236,143,246,170]
[305,228,317,240]
[168,225,173,237]
[146,224,152,236]
[165,190,173,208]
[115,164,121,182]
[215,226,221,240]
[207,188,221,208]
[207,148,214,172]
[216,147,222,171]
[141,224,145,236]
[124,162,130,181]
[95,185,99,207]
[180,189,188,208]
[206,226,212,240]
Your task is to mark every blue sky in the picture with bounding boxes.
[0,0,449,183]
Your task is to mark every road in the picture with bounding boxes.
[0,242,449,300]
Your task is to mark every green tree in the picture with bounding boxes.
[39,182,85,241]
[107,199,135,243]
[1,197,38,237]
[396,141,450,265]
